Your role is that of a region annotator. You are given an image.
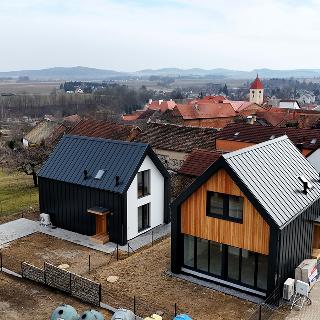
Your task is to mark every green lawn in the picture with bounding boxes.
[0,170,39,216]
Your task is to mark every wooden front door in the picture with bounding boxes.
[313,224,320,249]
[96,215,107,235]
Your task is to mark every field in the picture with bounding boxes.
[0,80,60,95]
[0,170,39,217]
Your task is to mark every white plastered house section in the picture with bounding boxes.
[126,155,164,240]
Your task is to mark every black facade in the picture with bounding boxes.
[39,177,127,244]
[38,135,170,246]
[171,136,320,297]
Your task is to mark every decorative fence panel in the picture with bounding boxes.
[21,262,45,284]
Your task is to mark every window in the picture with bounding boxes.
[197,238,209,272]
[183,235,195,268]
[229,195,243,220]
[182,235,269,292]
[138,203,150,232]
[209,241,222,276]
[241,250,255,286]
[227,246,240,281]
[207,192,243,222]
[207,192,224,216]
[257,254,268,290]
[137,170,150,198]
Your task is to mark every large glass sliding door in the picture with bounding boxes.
[183,234,268,292]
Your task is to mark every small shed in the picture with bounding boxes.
[38,135,170,245]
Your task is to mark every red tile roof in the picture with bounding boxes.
[189,96,226,104]
[175,103,236,120]
[216,122,320,150]
[134,122,216,153]
[250,75,264,89]
[69,119,141,141]
[148,100,176,112]
[178,149,222,177]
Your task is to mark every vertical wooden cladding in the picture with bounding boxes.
[181,168,270,255]
[313,224,320,249]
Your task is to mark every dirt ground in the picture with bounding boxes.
[0,272,111,320]
[88,237,255,320]
[1,232,112,275]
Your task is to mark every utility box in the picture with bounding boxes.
[283,278,295,300]
[295,259,318,289]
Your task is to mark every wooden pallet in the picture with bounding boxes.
[91,233,109,244]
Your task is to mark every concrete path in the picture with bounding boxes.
[0,218,171,254]
[0,219,39,248]
[281,280,320,320]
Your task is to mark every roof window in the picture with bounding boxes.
[234,132,240,136]
[94,169,105,180]
[311,138,317,145]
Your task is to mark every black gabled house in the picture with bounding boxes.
[38,135,170,245]
[171,136,320,296]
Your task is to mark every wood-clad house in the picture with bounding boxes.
[171,136,320,296]
[38,135,170,245]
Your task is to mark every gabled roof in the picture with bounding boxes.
[175,103,236,120]
[24,120,66,145]
[38,135,169,194]
[173,136,320,229]
[178,149,222,177]
[250,75,264,89]
[69,119,140,141]
[134,122,216,153]
[215,122,320,150]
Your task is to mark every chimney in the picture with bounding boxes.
[115,176,120,186]
[158,99,164,105]
[298,176,311,194]
[148,99,152,104]
[246,116,254,125]
[83,170,88,180]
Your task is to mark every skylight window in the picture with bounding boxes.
[270,135,275,140]
[94,169,105,180]
[311,138,317,145]
[234,132,240,136]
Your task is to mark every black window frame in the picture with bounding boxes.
[137,170,151,198]
[138,203,150,232]
[206,191,243,223]
[182,234,268,292]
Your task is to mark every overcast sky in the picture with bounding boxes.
[1,0,319,72]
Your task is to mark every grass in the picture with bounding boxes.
[0,170,39,216]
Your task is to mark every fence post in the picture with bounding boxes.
[99,284,102,304]
[44,262,46,285]
[259,305,262,320]
[0,252,2,271]
[127,243,130,257]
[134,296,136,316]
[174,303,177,317]
[69,272,72,294]
[89,255,91,274]
[116,243,119,261]
[152,231,154,246]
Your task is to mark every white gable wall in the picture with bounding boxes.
[126,155,164,241]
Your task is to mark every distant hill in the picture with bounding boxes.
[0,66,128,81]
[1,66,320,80]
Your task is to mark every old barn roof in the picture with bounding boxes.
[216,123,320,150]
[173,136,320,228]
[38,135,168,194]
[69,119,140,141]
[178,149,222,177]
[134,122,216,153]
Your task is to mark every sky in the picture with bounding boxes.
[0,0,320,72]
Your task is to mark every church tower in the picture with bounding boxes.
[249,75,264,105]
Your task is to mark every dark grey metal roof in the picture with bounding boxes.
[223,135,320,228]
[38,135,154,193]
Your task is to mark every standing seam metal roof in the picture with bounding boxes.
[222,136,320,228]
[38,135,151,194]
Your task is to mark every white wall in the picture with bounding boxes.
[308,149,320,173]
[279,101,300,109]
[126,155,165,241]
[249,89,264,105]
